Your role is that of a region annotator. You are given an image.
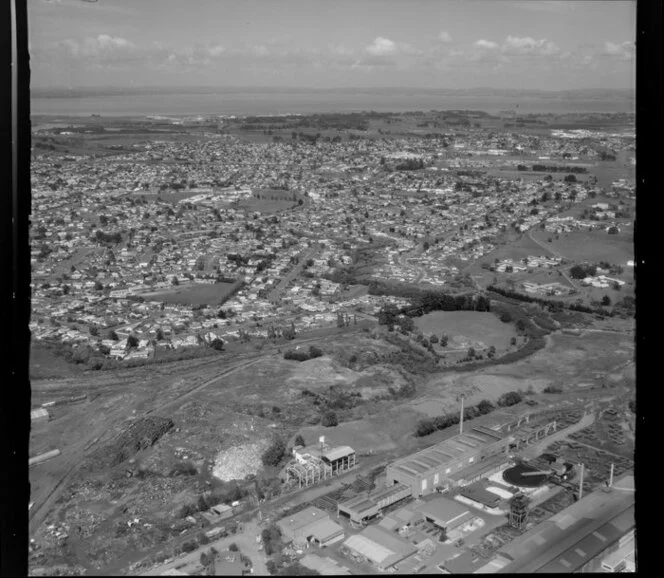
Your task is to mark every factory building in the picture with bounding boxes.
[342,525,418,571]
[489,472,635,574]
[416,497,473,534]
[337,482,412,525]
[277,506,345,548]
[386,425,513,496]
[288,437,356,489]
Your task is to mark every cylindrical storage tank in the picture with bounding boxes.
[29,449,61,467]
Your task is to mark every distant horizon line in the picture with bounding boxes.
[32,86,635,96]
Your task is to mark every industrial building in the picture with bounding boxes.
[277,506,345,548]
[342,525,418,571]
[337,482,411,525]
[489,472,635,573]
[287,437,356,489]
[386,424,513,496]
[416,497,473,534]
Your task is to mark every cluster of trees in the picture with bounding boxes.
[487,285,611,317]
[543,385,563,394]
[497,390,524,407]
[261,438,287,467]
[177,481,248,518]
[267,322,297,340]
[283,345,323,361]
[570,263,597,279]
[409,291,491,316]
[415,399,496,437]
[261,525,285,557]
[395,158,425,171]
[530,164,588,174]
[93,230,122,244]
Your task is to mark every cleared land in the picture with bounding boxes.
[415,310,517,350]
[530,227,634,265]
[142,282,237,305]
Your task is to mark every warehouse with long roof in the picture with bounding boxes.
[490,472,635,574]
[385,424,513,496]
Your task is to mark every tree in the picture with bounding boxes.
[94,280,104,291]
[294,434,305,448]
[229,543,239,552]
[261,438,287,467]
[601,295,612,306]
[429,334,439,344]
[127,335,139,349]
[171,276,180,286]
[440,334,449,347]
[210,338,225,351]
[510,336,517,346]
[321,411,338,427]
[89,325,99,337]
[156,328,165,341]
[108,330,119,341]
[487,345,497,358]
[467,347,476,359]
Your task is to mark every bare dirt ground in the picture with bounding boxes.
[29,313,635,574]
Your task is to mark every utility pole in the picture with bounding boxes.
[578,462,585,500]
[459,394,465,435]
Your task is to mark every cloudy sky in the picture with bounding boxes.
[29,0,636,90]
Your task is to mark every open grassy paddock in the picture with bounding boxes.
[531,227,634,265]
[142,282,237,305]
[414,310,517,350]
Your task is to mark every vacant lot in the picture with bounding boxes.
[235,197,298,213]
[531,228,633,265]
[143,282,236,305]
[415,311,517,350]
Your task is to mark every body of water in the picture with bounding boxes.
[31,91,635,117]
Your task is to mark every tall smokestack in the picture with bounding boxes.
[609,463,615,488]
[578,463,585,500]
[460,396,464,435]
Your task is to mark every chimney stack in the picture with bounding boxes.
[609,463,615,488]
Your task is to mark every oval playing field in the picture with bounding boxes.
[414,310,517,349]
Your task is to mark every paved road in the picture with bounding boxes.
[267,247,318,304]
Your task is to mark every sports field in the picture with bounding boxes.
[414,310,517,349]
[144,282,236,305]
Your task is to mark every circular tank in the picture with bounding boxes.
[502,463,549,488]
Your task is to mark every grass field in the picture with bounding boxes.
[144,282,236,305]
[531,228,633,265]
[414,310,517,349]
[236,198,297,213]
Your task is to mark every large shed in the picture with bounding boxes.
[416,497,473,532]
[342,525,417,570]
[386,425,511,496]
[277,506,344,547]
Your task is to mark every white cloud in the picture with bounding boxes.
[207,45,225,57]
[503,36,560,56]
[60,34,135,58]
[475,39,499,50]
[604,41,635,60]
[366,37,397,56]
[438,31,453,43]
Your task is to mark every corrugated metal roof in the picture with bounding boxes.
[322,446,355,462]
[498,475,635,574]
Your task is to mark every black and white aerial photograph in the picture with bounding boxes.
[17,0,641,575]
